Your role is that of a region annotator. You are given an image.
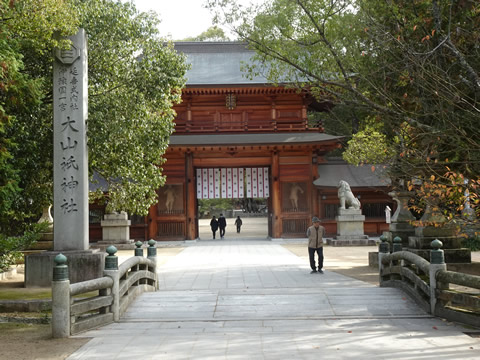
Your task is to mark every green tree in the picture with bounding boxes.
[181,25,230,41]
[0,0,78,268]
[2,0,188,268]
[75,0,189,214]
[1,0,78,236]
[2,0,188,232]
[207,0,480,224]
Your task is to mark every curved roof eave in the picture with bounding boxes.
[169,133,344,147]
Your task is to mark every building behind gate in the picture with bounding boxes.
[89,42,392,242]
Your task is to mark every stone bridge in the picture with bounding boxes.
[65,240,479,359]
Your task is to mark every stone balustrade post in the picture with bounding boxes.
[134,241,144,257]
[52,254,71,338]
[147,239,157,259]
[378,235,390,285]
[429,239,448,315]
[103,245,120,321]
[392,236,403,252]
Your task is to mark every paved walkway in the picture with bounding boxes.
[69,240,478,359]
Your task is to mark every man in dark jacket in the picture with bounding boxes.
[234,216,242,233]
[218,213,227,238]
[306,216,325,274]
[210,216,219,239]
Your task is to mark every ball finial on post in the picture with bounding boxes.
[134,241,143,257]
[147,239,157,259]
[53,253,69,281]
[379,234,390,253]
[105,245,118,270]
[392,236,402,253]
[430,239,445,264]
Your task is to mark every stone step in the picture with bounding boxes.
[408,248,471,264]
[447,262,480,276]
[408,236,463,249]
[327,238,376,246]
[28,241,53,251]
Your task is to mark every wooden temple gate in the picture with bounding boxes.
[148,82,341,241]
[89,42,355,242]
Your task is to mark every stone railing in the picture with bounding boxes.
[379,237,480,328]
[52,240,158,337]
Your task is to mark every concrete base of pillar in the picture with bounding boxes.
[91,242,136,251]
[96,239,134,245]
[25,250,104,288]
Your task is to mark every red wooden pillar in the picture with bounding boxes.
[312,155,320,217]
[147,205,157,240]
[271,151,281,238]
[185,151,196,240]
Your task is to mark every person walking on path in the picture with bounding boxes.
[218,213,227,238]
[306,216,325,274]
[210,216,219,239]
[234,216,243,233]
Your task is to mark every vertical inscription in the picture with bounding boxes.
[53,29,88,251]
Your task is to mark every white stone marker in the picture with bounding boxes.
[385,205,391,224]
[53,29,88,251]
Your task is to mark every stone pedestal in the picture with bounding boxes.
[408,232,471,264]
[98,212,133,245]
[407,240,471,263]
[327,209,374,246]
[406,203,471,264]
[25,250,104,288]
[388,191,416,246]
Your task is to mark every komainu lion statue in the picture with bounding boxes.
[338,180,361,210]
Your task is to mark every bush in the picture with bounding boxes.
[0,222,48,272]
[462,236,480,252]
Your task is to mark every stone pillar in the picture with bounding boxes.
[53,29,89,251]
[429,239,448,315]
[378,235,390,284]
[99,212,132,244]
[25,30,104,287]
[103,246,120,321]
[52,254,71,338]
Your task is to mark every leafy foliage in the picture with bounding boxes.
[75,0,189,214]
[343,129,394,166]
[1,0,79,235]
[0,222,48,272]
[181,26,230,41]
[1,0,189,237]
[207,0,480,226]
[198,199,235,218]
[462,236,480,251]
